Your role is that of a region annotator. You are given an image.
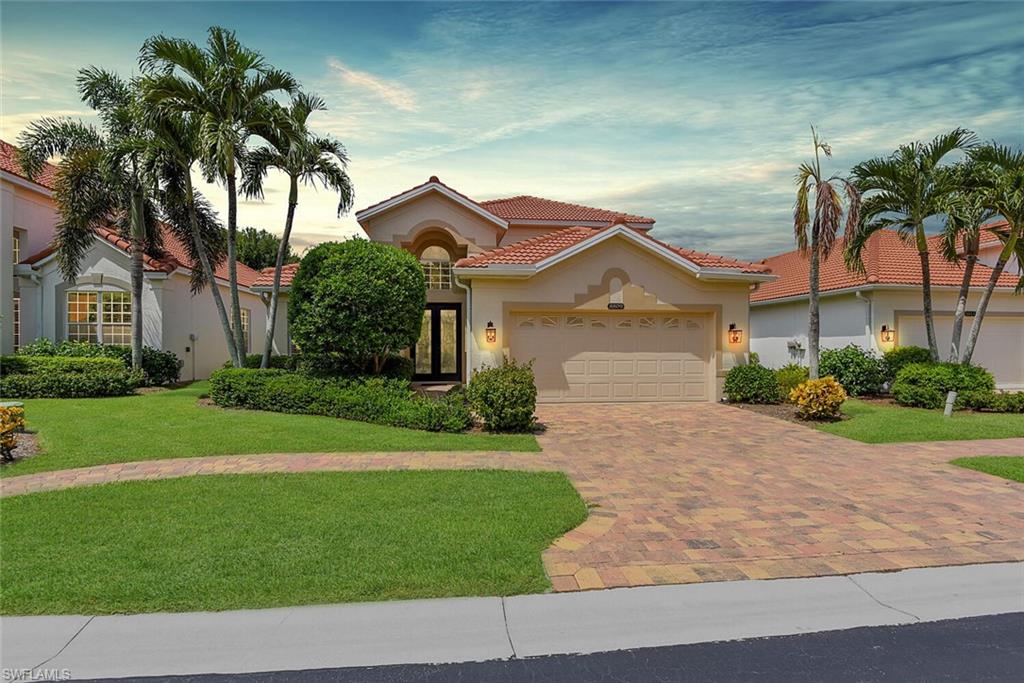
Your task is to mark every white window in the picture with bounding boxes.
[12,296,20,351]
[12,230,22,264]
[234,308,251,353]
[420,245,452,290]
[66,290,131,345]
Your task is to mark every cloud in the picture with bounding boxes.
[326,57,418,112]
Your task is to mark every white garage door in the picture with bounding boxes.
[898,314,1024,389]
[510,313,710,402]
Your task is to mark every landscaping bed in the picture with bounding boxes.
[0,470,587,615]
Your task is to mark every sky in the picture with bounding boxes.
[2,1,1022,261]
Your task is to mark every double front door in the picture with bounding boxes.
[412,303,462,382]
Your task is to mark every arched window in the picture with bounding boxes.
[420,245,452,290]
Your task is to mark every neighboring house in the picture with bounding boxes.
[341,176,772,402]
[1,140,288,380]
[749,224,1024,389]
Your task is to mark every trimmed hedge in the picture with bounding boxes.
[0,356,139,398]
[209,369,472,433]
[17,339,181,386]
[819,345,884,396]
[226,354,414,381]
[724,363,782,404]
[959,390,1024,414]
[882,345,933,383]
[467,359,537,432]
[891,362,996,409]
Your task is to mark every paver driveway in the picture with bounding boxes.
[3,403,1022,591]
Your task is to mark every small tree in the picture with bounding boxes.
[288,240,426,373]
[236,227,300,271]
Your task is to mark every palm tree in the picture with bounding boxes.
[845,128,977,361]
[937,161,995,362]
[959,144,1024,364]
[242,92,354,368]
[17,67,158,371]
[793,127,861,379]
[140,26,296,364]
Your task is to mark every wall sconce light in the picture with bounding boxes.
[728,323,743,344]
[485,321,497,344]
[880,324,895,343]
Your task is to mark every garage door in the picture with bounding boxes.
[898,314,1024,389]
[510,313,710,402]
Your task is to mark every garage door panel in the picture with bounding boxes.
[512,312,711,402]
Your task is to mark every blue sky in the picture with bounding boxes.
[2,1,1022,260]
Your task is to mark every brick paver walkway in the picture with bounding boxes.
[3,403,1022,591]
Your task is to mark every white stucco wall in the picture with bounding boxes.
[750,293,874,368]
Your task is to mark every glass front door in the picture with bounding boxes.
[412,303,462,381]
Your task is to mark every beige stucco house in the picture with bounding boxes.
[349,177,773,402]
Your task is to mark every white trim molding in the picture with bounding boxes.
[355,181,510,230]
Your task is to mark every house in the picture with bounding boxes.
[1,140,288,380]
[341,176,773,402]
[749,226,1024,389]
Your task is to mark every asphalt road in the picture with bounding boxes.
[81,612,1023,683]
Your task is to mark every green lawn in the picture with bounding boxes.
[816,399,1024,443]
[1,382,538,477]
[0,470,587,615]
[951,456,1024,483]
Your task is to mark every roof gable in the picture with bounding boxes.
[355,176,509,230]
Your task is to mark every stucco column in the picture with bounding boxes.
[1,187,15,355]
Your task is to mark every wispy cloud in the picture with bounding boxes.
[326,57,418,112]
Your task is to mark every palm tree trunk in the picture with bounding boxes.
[261,176,298,369]
[226,170,245,364]
[808,230,820,379]
[961,232,1018,364]
[948,253,976,362]
[916,228,940,362]
[187,175,238,367]
[129,190,145,372]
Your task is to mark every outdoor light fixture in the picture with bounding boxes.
[485,321,497,344]
[728,323,743,344]
[880,325,895,343]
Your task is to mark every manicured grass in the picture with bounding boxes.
[951,456,1024,483]
[1,382,538,477]
[0,470,587,615]
[816,399,1024,443]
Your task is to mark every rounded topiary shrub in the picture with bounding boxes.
[882,345,933,383]
[891,362,996,409]
[775,363,809,400]
[724,363,782,404]
[818,344,884,396]
[466,358,537,432]
[789,376,847,420]
[288,240,427,374]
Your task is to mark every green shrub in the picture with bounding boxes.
[724,363,782,404]
[959,390,1024,414]
[208,369,472,433]
[467,359,538,432]
[882,345,933,383]
[789,377,847,420]
[288,240,427,373]
[819,344,885,396]
[0,356,139,398]
[226,354,300,371]
[17,339,181,385]
[380,355,415,381]
[891,362,996,409]
[775,364,809,400]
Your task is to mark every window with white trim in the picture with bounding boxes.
[66,290,132,345]
[235,308,251,352]
[12,296,21,351]
[12,229,22,264]
[420,245,452,290]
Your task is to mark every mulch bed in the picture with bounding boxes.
[727,401,848,425]
[3,432,40,464]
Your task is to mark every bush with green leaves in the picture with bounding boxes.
[467,359,538,432]
[891,362,996,409]
[958,390,1024,414]
[775,364,809,399]
[0,356,139,398]
[882,345,933,383]
[17,338,181,385]
[209,369,472,433]
[288,240,427,374]
[724,363,782,404]
[225,354,300,371]
[818,344,885,396]
[789,377,847,420]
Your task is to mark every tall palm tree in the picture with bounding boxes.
[242,92,354,368]
[793,127,861,379]
[140,26,296,364]
[17,67,158,371]
[845,128,977,361]
[959,143,1024,364]
[937,161,995,362]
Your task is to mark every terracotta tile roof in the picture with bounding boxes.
[253,262,300,288]
[1,139,58,190]
[480,195,655,225]
[456,224,767,274]
[751,227,1020,303]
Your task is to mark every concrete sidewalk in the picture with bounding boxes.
[3,562,1022,681]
